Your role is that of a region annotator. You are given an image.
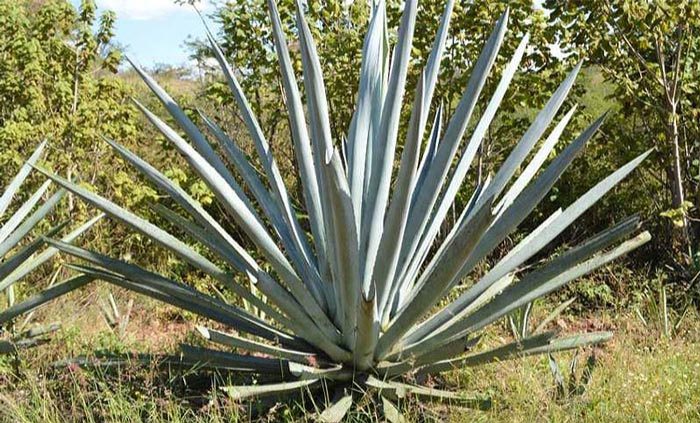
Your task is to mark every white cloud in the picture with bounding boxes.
[97,0,209,20]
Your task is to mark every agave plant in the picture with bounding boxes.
[0,142,100,354]
[37,0,649,418]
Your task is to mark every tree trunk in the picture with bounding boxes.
[666,102,691,257]
[668,106,684,208]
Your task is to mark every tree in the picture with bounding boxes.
[0,0,162,281]
[546,0,700,272]
[0,0,136,190]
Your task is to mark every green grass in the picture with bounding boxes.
[0,288,699,422]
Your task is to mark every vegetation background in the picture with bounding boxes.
[0,0,699,421]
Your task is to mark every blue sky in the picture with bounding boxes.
[70,0,215,68]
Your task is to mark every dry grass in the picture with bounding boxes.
[0,287,699,422]
[446,312,700,422]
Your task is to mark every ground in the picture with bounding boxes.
[0,287,699,422]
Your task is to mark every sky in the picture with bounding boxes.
[70,0,214,68]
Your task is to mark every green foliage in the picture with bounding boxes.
[545,0,700,271]
[0,0,136,278]
[660,201,694,228]
[0,0,137,174]
[0,0,195,282]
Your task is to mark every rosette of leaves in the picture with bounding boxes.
[0,142,100,354]
[38,0,650,418]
